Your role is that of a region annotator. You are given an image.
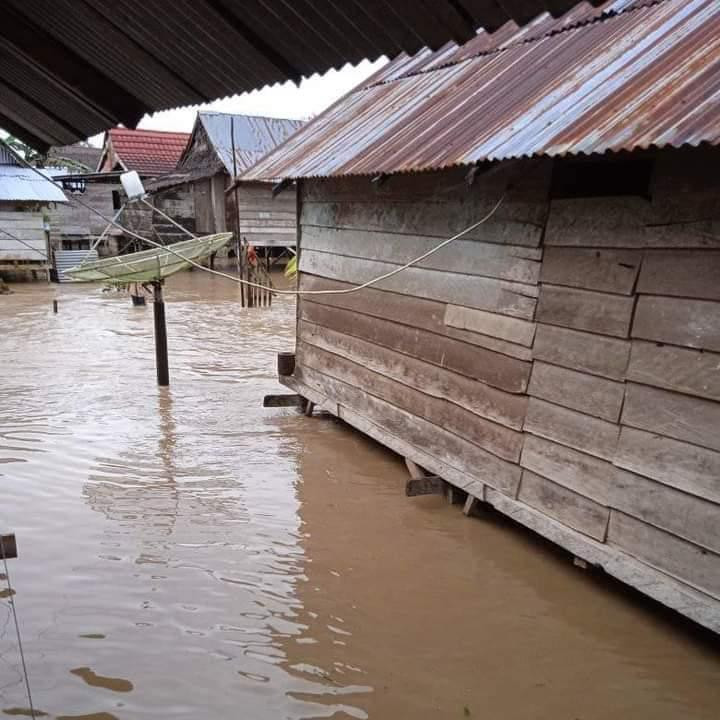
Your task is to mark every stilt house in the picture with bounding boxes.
[97,127,191,246]
[150,112,304,251]
[0,140,67,279]
[245,0,720,632]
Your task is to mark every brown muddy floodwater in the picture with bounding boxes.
[0,272,718,719]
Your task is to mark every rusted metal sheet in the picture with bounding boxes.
[244,0,720,181]
[0,0,600,151]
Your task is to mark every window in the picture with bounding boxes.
[551,157,653,199]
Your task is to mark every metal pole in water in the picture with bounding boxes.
[152,281,170,386]
[52,299,58,313]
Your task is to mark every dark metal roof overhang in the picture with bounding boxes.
[0,0,603,150]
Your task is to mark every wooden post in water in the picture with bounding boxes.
[152,280,170,386]
[0,533,17,559]
[230,116,246,307]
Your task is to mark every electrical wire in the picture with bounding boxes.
[13,151,505,296]
[0,537,36,720]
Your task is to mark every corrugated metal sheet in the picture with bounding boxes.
[0,0,604,151]
[0,166,68,202]
[243,0,720,181]
[55,249,99,282]
[199,112,305,175]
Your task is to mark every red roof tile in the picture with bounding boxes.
[104,127,190,176]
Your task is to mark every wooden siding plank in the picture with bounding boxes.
[615,426,720,504]
[637,251,720,300]
[524,398,620,461]
[300,300,531,393]
[518,470,610,542]
[621,383,720,452]
[627,341,720,402]
[536,285,635,338]
[444,305,536,347]
[300,274,533,360]
[299,320,527,430]
[299,250,538,319]
[532,324,631,380]
[301,224,541,282]
[632,296,720,352]
[527,361,626,422]
[607,511,720,600]
[540,247,642,295]
[295,363,522,496]
[546,196,720,249]
[298,340,524,462]
[522,435,720,553]
[521,434,613,505]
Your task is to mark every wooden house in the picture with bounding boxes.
[244,0,720,632]
[0,141,67,280]
[97,127,191,245]
[149,112,304,251]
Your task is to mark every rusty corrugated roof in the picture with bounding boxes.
[0,0,603,151]
[243,0,720,181]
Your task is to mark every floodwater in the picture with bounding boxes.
[0,272,718,719]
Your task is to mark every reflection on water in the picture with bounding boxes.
[0,273,718,719]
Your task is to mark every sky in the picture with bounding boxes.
[87,58,386,146]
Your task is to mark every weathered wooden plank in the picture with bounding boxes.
[536,284,635,338]
[298,341,524,462]
[609,468,720,555]
[615,426,720,504]
[632,296,720,352]
[300,300,531,393]
[524,398,620,461]
[521,434,613,505]
[607,511,720,600]
[296,363,522,496]
[532,324,631,380]
[637,251,720,301]
[621,383,720,452]
[299,320,527,429]
[302,161,553,205]
[302,200,545,247]
[444,305,536,347]
[527,361,626,422]
[627,341,720,402]
[541,247,642,294]
[300,274,533,360]
[299,250,538,319]
[518,470,610,542]
[301,224,541,282]
[0,534,17,560]
[522,435,720,552]
[406,476,445,497]
[546,196,720,249]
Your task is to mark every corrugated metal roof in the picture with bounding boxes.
[243,0,720,181]
[99,128,191,176]
[0,166,68,202]
[198,112,305,175]
[0,1,604,151]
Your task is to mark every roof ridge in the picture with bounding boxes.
[366,0,668,89]
[198,110,304,123]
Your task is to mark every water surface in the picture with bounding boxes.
[0,273,718,719]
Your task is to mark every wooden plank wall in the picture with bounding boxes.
[293,148,720,621]
[227,181,297,248]
[0,205,47,260]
